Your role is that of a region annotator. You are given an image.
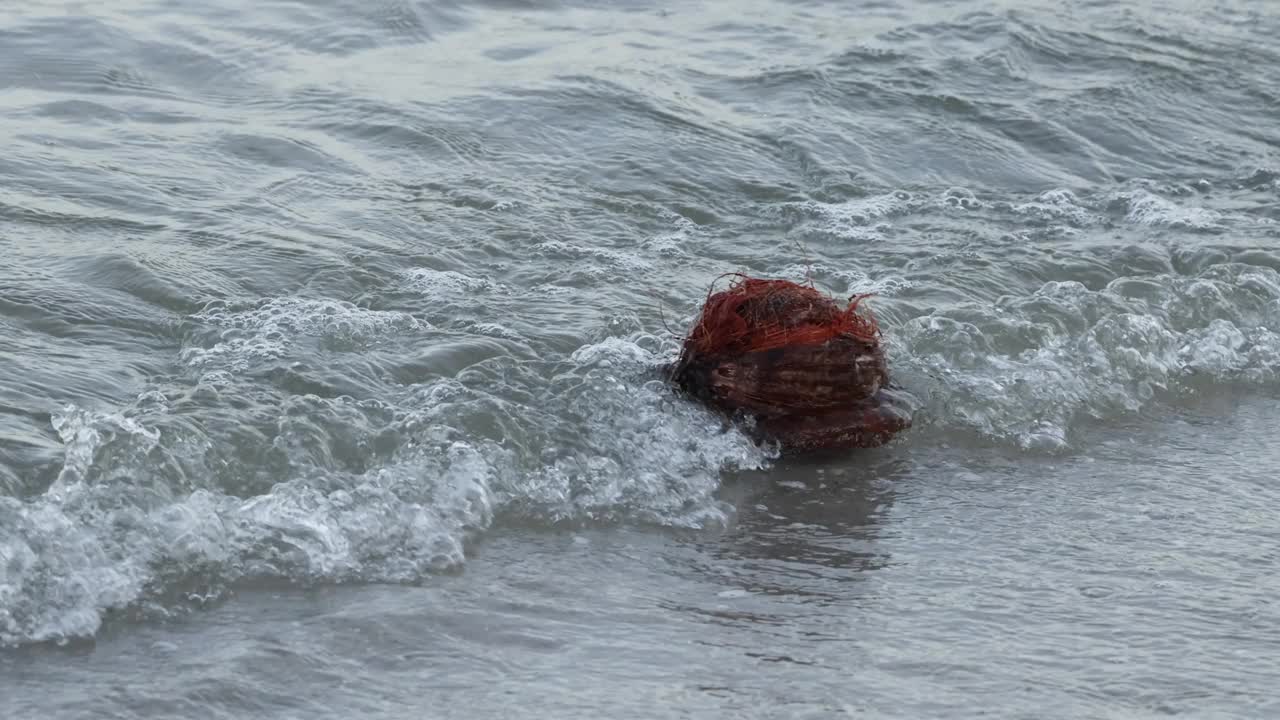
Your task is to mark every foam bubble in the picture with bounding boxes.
[569,336,657,369]
[942,186,983,210]
[896,263,1280,449]
[467,322,526,341]
[1010,188,1098,226]
[1,331,769,646]
[510,335,769,524]
[1112,188,1224,231]
[772,263,912,298]
[46,405,161,498]
[181,297,422,372]
[778,192,911,240]
[0,409,499,646]
[402,267,499,298]
[641,213,698,258]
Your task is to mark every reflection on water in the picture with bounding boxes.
[653,454,905,642]
[722,454,905,572]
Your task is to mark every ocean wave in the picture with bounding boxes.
[894,262,1280,450]
[401,267,502,298]
[180,297,423,372]
[1109,187,1225,231]
[0,333,766,647]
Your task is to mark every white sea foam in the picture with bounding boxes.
[1010,188,1098,226]
[895,263,1280,449]
[401,267,499,298]
[0,334,768,647]
[774,262,913,297]
[1112,188,1224,231]
[778,191,914,240]
[180,297,422,372]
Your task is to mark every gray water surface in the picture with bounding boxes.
[3,0,1280,717]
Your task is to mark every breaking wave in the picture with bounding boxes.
[0,298,767,646]
[8,239,1280,645]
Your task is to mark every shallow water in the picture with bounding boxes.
[3,0,1280,717]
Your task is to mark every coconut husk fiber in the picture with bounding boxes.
[668,273,910,453]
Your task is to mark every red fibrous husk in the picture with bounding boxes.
[668,274,910,453]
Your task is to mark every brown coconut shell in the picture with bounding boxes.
[668,274,909,452]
